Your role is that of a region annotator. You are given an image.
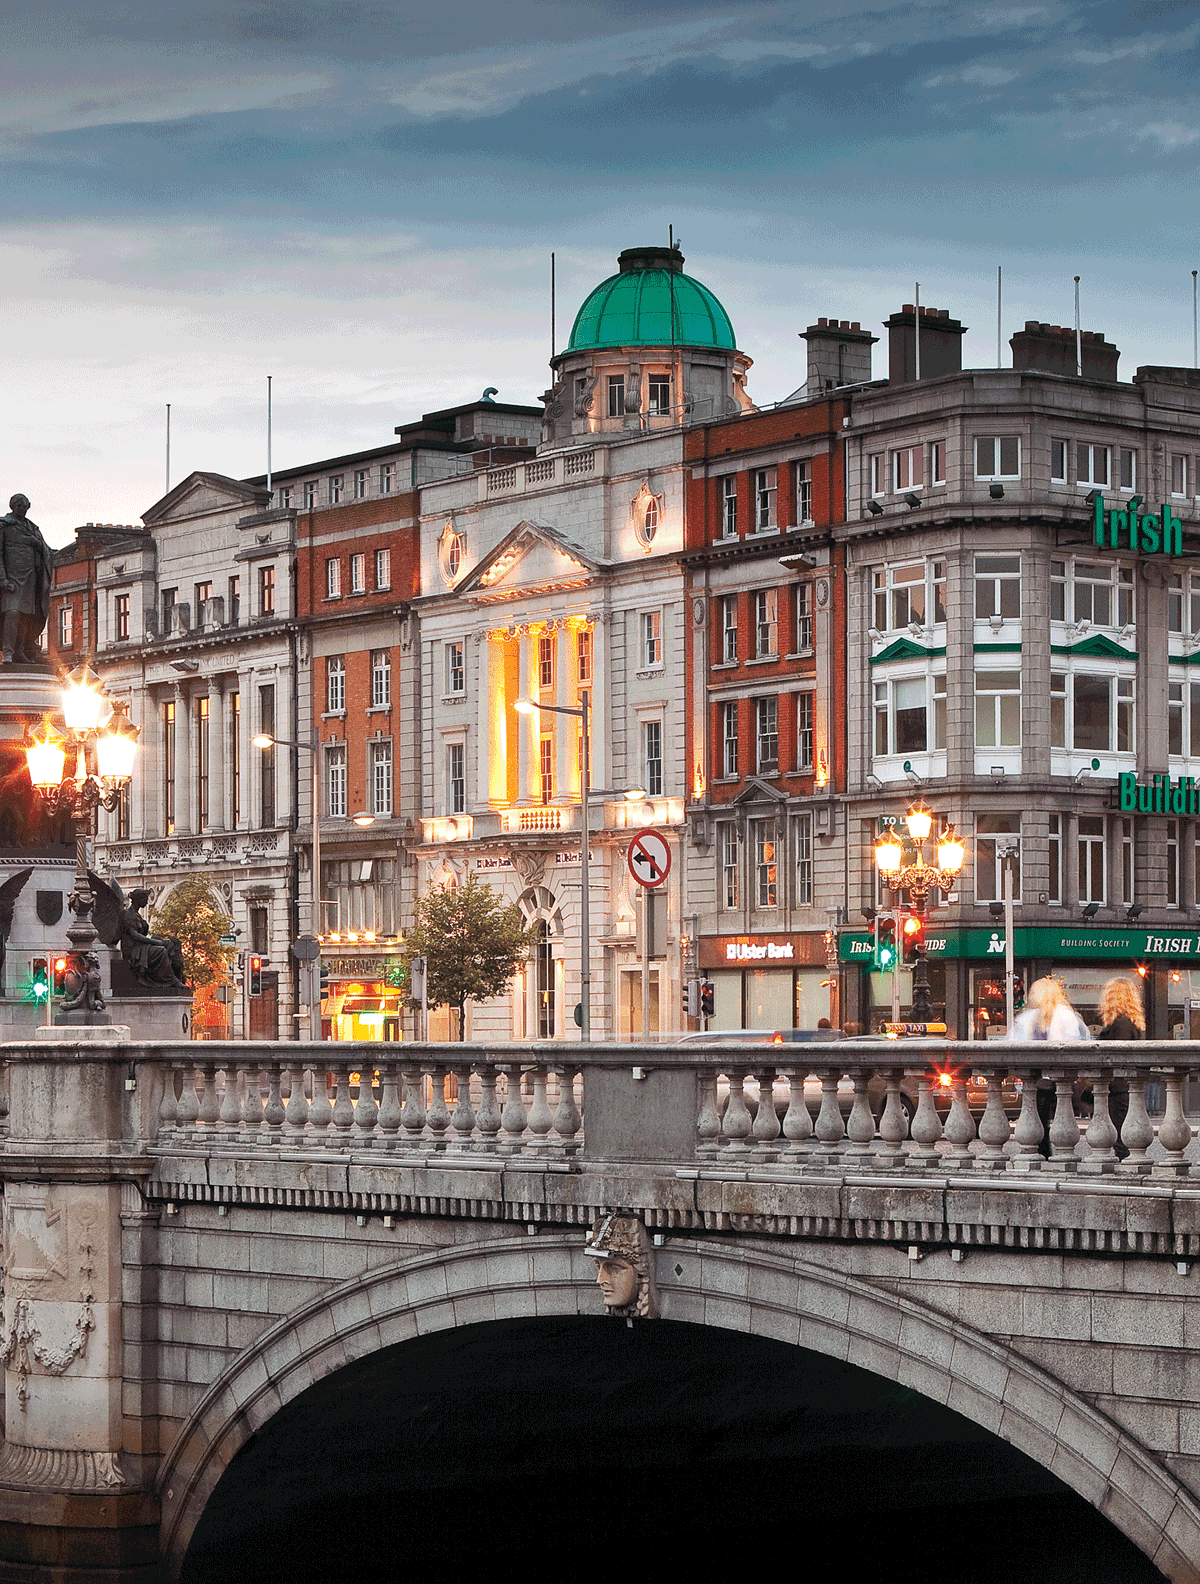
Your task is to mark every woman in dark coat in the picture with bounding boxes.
[1095,976,1145,1156]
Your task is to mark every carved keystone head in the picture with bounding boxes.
[584,1211,656,1320]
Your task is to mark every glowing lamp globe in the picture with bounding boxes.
[904,800,933,844]
[61,663,106,733]
[96,711,139,783]
[25,724,66,793]
[937,825,965,875]
[874,828,903,876]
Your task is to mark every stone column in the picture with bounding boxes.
[173,683,191,835]
[476,632,493,807]
[235,674,251,830]
[275,668,293,825]
[590,615,608,793]
[556,620,577,802]
[517,628,539,803]
[208,682,225,833]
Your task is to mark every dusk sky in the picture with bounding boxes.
[5,0,1200,545]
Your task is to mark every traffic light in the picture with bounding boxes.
[52,956,68,996]
[700,981,715,1018]
[29,958,48,1004]
[248,955,263,997]
[684,977,700,1019]
[902,913,925,962]
[873,915,897,972]
[320,960,331,1003]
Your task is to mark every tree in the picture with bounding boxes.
[150,879,236,994]
[405,874,534,1039]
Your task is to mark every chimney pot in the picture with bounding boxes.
[902,303,914,314]
[818,316,828,326]
[851,321,860,331]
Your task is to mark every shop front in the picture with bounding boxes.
[840,924,1200,1039]
[320,950,405,1042]
[698,933,837,1030]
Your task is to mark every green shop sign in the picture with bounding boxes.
[1118,772,1200,814]
[840,927,1200,963]
[1094,495,1183,556]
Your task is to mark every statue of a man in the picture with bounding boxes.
[0,494,53,664]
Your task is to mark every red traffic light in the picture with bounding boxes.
[902,914,925,960]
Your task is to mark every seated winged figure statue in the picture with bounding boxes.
[87,871,190,991]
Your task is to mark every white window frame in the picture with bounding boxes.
[873,559,946,632]
[870,454,886,497]
[721,596,737,663]
[975,816,1022,904]
[873,670,947,758]
[1051,438,1070,483]
[796,690,814,771]
[1051,668,1135,753]
[892,445,923,492]
[752,818,778,908]
[974,553,1021,621]
[1077,815,1106,905]
[330,474,344,505]
[721,476,737,537]
[642,610,662,668]
[1119,448,1137,492]
[754,589,778,658]
[755,695,778,772]
[446,641,465,696]
[326,656,346,715]
[380,463,394,495]
[719,821,740,909]
[1167,676,1200,758]
[325,558,341,598]
[1075,442,1110,488]
[930,441,945,486]
[794,461,813,524]
[354,469,369,500]
[721,702,738,778]
[1172,453,1188,498]
[795,582,812,653]
[370,740,393,817]
[647,375,670,417]
[795,812,813,906]
[371,650,391,709]
[974,668,1022,749]
[447,741,466,815]
[608,375,625,417]
[375,548,391,589]
[752,467,777,531]
[326,744,347,819]
[643,720,664,797]
[350,552,366,594]
[974,435,1021,481]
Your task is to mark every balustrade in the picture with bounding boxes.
[12,1041,1200,1181]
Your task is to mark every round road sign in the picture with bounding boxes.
[626,827,672,889]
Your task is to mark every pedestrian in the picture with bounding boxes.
[1094,976,1144,1158]
[1008,977,1089,1042]
[1009,976,1089,1157]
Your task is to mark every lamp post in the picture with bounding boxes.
[253,732,321,1039]
[874,800,965,1024]
[24,662,139,1016]
[514,694,591,1040]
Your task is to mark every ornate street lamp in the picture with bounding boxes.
[24,663,139,1016]
[874,800,965,1022]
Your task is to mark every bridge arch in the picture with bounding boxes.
[159,1235,1200,1580]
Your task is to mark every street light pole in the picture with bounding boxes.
[253,732,320,1039]
[874,801,965,1026]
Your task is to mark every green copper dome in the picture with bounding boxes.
[567,245,737,354]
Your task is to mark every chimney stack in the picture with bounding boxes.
[885,305,967,385]
[800,317,877,400]
[1010,321,1119,381]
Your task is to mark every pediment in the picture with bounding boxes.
[457,520,606,601]
[1050,633,1137,661]
[143,471,269,527]
[870,637,943,665]
[731,775,787,805]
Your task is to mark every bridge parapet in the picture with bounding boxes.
[6,1037,1200,1258]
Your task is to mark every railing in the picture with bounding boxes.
[7,1039,1199,1177]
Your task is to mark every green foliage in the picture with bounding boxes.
[150,879,236,993]
[404,874,534,1039]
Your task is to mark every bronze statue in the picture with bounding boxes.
[0,866,32,989]
[0,495,53,664]
[87,871,189,991]
[61,951,104,1014]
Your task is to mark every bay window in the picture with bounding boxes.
[974,669,1021,748]
[974,553,1021,620]
[873,559,946,631]
[873,671,946,757]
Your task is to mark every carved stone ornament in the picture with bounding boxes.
[508,848,546,888]
[584,1211,657,1323]
[631,480,663,550]
[2,1195,100,1413]
[816,578,830,608]
[573,374,597,417]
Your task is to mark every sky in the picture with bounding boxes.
[4,0,1200,545]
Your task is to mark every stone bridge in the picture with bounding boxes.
[3,1036,1200,1580]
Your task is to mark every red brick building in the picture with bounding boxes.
[682,384,853,1030]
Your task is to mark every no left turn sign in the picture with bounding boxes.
[627,827,672,888]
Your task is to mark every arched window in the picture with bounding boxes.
[535,921,555,1038]
[642,497,659,543]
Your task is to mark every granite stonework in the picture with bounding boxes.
[4,1037,1200,1581]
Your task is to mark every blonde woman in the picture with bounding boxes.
[1097,976,1145,1042]
[1009,976,1089,1041]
